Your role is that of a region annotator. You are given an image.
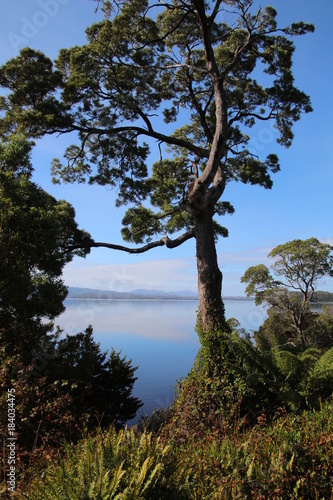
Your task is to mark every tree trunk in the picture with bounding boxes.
[195,206,225,335]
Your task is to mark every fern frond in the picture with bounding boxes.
[312,347,333,379]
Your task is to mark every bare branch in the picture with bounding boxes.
[229,108,276,127]
[65,228,195,254]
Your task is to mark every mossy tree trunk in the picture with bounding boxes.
[195,207,225,334]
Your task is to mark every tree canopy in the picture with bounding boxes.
[0,0,314,332]
[241,238,333,349]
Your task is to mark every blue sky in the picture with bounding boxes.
[0,0,332,295]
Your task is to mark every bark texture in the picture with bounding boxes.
[195,206,225,333]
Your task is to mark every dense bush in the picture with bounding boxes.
[15,403,333,499]
[255,305,333,354]
[49,326,142,429]
[166,402,333,499]
[20,426,171,499]
[164,310,333,445]
[0,327,142,483]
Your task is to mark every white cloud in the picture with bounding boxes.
[63,256,198,293]
[62,244,278,296]
[63,240,333,297]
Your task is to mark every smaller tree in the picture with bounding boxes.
[0,327,142,478]
[52,326,143,428]
[241,238,333,350]
[306,306,333,352]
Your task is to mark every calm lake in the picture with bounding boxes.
[56,299,267,421]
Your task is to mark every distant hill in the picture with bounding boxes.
[67,287,199,300]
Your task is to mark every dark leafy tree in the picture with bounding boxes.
[52,326,142,427]
[0,327,142,478]
[0,135,91,363]
[255,305,333,356]
[0,0,314,334]
[241,238,333,350]
[307,307,333,351]
[0,134,142,477]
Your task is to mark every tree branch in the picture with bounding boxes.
[186,67,214,143]
[71,124,209,159]
[65,228,195,254]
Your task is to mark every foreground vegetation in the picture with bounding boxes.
[15,402,333,499]
[8,294,333,498]
[1,150,332,496]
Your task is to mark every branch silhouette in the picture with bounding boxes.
[65,228,195,255]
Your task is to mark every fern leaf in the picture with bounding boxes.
[312,347,333,379]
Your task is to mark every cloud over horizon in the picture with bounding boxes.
[62,244,278,296]
[63,256,198,294]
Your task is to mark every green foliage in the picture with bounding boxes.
[0,327,142,482]
[311,291,333,303]
[0,2,314,247]
[165,316,333,446]
[241,263,274,305]
[270,238,333,281]
[306,306,333,351]
[164,402,333,499]
[0,135,91,361]
[242,238,333,349]
[21,426,170,499]
[242,239,333,305]
[49,326,143,429]
[163,326,272,441]
[255,304,333,356]
[15,402,333,499]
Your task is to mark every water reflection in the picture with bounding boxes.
[57,299,200,341]
[55,299,267,419]
[57,298,267,339]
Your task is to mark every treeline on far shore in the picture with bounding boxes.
[290,290,333,304]
[311,291,333,303]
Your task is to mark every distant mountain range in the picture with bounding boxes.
[67,287,199,300]
[66,287,253,301]
[66,287,333,302]
[67,286,333,304]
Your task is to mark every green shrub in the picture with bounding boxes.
[0,328,142,483]
[166,402,333,499]
[20,427,171,499]
[17,403,333,499]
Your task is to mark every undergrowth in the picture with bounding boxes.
[11,402,333,499]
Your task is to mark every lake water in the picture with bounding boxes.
[56,299,267,421]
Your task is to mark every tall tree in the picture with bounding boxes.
[241,238,333,350]
[0,135,90,361]
[0,0,314,334]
